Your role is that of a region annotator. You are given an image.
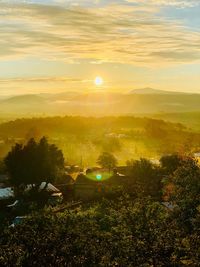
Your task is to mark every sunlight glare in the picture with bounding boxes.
[94,76,103,86]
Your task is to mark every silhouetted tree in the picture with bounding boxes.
[4,137,64,192]
[97,152,118,172]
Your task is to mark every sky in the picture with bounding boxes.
[0,0,200,95]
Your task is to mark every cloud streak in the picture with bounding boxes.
[125,0,200,8]
[0,1,200,65]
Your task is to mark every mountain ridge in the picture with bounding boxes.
[0,89,200,116]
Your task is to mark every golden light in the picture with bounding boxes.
[94,76,103,86]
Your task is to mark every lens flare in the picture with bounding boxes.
[96,174,102,181]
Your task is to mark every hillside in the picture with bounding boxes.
[149,112,200,131]
[129,87,185,95]
[0,116,199,166]
[0,90,199,116]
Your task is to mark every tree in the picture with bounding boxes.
[160,154,183,175]
[4,137,65,192]
[162,156,200,234]
[97,152,117,172]
[127,158,162,199]
[169,157,200,216]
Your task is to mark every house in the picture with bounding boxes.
[74,169,129,200]
[26,182,60,193]
[74,172,101,200]
[55,174,74,199]
[0,187,14,200]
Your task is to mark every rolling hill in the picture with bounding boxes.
[129,87,187,95]
[0,89,199,116]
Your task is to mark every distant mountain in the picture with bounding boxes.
[0,90,200,116]
[0,94,48,115]
[71,92,123,103]
[39,91,79,101]
[1,94,46,105]
[129,88,186,95]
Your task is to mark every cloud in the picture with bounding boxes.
[0,76,83,83]
[0,76,86,95]
[0,1,200,65]
[125,0,200,8]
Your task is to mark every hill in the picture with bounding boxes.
[0,116,199,165]
[129,87,183,95]
[0,91,200,116]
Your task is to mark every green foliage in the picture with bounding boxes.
[169,157,200,221]
[4,137,65,191]
[0,197,181,267]
[0,115,199,165]
[1,156,200,266]
[127,158,162,199]
[160,154,183,175]
[97,152,118,171]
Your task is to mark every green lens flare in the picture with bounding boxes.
[96,174,102,181]
[86,172,112,181]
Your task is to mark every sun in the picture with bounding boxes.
[94,76,103,86]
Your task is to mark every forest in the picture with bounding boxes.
[0,115,199,166]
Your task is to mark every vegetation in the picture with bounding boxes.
[1,187,200,266]
[0,115,200,266]
[97,152,118,172]
[4,137,64,193]
[127,158,162,199]
[0,115,199,166]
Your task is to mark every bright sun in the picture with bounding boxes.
[94,76,103,86]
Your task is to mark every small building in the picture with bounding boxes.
[0,187,14,200]
[75,172,101,200]
[26,182,60,193]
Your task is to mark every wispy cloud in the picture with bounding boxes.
[125,0,200,8]
[0,76,83,83]
[0,1,200,65]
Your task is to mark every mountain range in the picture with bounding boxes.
[0,88,199,116]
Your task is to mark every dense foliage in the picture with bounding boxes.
[127,158,163,199]
[0,193,200,267]
[1,138,200,266]
[4,137,64,191]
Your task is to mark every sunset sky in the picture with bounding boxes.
[0,0,200,95]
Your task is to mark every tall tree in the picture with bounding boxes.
[97,152,118,172]
[4,137,65,191]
